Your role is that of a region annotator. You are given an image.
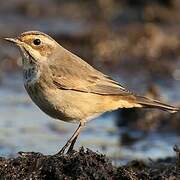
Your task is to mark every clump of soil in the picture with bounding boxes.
[0,147,179,180]
[0,148,115,180]
[117,157,179,180]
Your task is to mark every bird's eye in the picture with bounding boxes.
[33,39,41,46]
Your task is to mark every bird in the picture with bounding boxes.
[4,31,179,154]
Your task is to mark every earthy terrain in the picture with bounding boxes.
[0,147,179,180]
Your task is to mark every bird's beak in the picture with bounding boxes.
[4,37,22,45]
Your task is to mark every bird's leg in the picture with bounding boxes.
[67,135,78,153]
[57,122,84,155]
[67,122,85,153]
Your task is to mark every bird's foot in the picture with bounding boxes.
[55,141,75,155]
[55,123,83,155]
[56,139,73,155]
[56,145,67,155]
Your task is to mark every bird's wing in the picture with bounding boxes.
[49,49,131,96]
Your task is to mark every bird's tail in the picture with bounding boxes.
[135,95,179,113]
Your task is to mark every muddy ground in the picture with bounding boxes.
[0,147,179,180]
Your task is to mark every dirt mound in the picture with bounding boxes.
[0,147,179,180]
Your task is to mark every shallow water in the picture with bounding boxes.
[0,72,179,164]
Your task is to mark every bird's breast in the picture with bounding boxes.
[23,65,41,86]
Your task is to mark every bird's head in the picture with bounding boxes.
[4,31,58,64]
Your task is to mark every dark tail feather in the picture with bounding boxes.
[135,96,179,113]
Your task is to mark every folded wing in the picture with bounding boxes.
[49,48,131,96]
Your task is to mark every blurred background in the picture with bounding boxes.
[0,0,179,164]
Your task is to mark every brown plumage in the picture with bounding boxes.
[4,31,179,154]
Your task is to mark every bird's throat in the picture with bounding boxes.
[23,63,41,86]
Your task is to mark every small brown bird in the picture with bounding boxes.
[5,31,179,154]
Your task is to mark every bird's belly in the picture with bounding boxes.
[24,82,76,123]
[24,83,122,124]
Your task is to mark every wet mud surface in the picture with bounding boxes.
[0,148,179,180]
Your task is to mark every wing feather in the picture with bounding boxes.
[49,47,131,96]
